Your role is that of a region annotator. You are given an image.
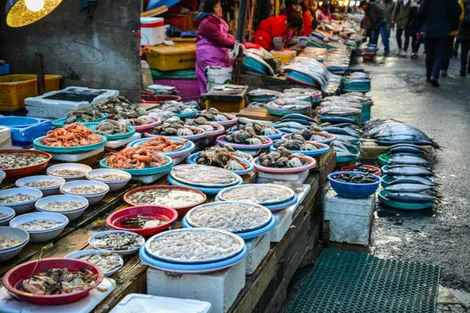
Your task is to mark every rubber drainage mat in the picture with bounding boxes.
[287,248,440,313]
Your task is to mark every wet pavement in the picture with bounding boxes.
[363,48,470,293]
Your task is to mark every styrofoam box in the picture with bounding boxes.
[25,87,119,119]
[323,187,376,246]
[147,259,246,313]
[141,17,165,46]
[110,293,211,313]
[270,184,311,242]
[245,233,270,275]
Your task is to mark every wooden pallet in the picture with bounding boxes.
[237,108,281,122]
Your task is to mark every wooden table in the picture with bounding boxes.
[0,151,335,313]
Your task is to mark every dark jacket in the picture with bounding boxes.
[406,2,420,33]
[460,0,470,40]
[393,0,412,29]
[366,2,386,29]
[418,0,461,38]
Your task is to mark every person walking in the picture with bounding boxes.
[418,0,461,87]
[393,0,412,56]
[407,0,421,59]
[442,0,465,76]
[381,0,395,38]
[459,0,470,76]
[360,1,390,55]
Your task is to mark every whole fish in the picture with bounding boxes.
[273,122,306,130]
[387,143,426,151]
[388,151,428,159]
[385,183,435,193]
[385,175,436,186]
[321,126,361,137]
[386,166,434,176]
[281,113,314,122]
[388,155,432,167]
[385,192,435,203]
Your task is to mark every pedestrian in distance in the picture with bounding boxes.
[393,0,412,56]
[442,0,464,77]
[418,0,461,87]
[407,0,421,59]
[360,1,390,56]
[459,0,470,76]
[381,0,395,38]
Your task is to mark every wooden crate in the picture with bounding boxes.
[237,107,281,122]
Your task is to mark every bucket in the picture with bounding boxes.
[205,66,232,91]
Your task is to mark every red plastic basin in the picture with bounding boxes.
[106,205,178,237]
[340,164,381,176]
[3,258,103,305]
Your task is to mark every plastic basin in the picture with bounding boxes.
[3,258,103,305]
[328,171,380,198]
[106,205,178,237]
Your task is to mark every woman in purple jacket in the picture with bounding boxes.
[195,0,235,94]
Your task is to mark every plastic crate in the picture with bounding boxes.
[205,98,245,113]
[144,43,196,71]
[0,116,51,146]
[0,74,62,111]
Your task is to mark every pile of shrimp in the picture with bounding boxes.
[106,147,168,169]
[41,123,103,147]
[139,136,186,153]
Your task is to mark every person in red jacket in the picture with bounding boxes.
[301,1,315,35]
[253,13,303,51]
[195,0,235,94]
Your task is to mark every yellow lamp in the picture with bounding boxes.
[6,0,63,27]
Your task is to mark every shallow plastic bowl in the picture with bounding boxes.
[86,169,132,192]
[106,205,178,237]
[0,149,52,178]
[65,249,124,277]
[60,180,110,205]
[9,212,69,243]
[47,163,92,181]
[15,175,65,196]
[0,226,29,262]
[0,187,43,214]
[3,258,103,305]
[89,230,145,256]
[35,195,89,222]
[0,207,15,226]
[328,171,380,198]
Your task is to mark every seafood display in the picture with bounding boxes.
[40,123,103,147]
[290,129,334,143]
[67,186,107,194]
[150,119,204,138]
[127,188,205,208]
[266,98,312,115]
[127,115,157,127]
[0,236,22,250]
[17,220,62,231]
[43,201,84,211]
[52,169,87,177]
[0,153,49,170]
[364,119,440,148]
[106,147,169,169]
[92,232,144,251]
[195,108,235,122]
[94,96,145,119]
[237,122,279,137]
[223,130,270,145]
[273,139,321,151]
[146,229,244,263]
[138,136,186,152]
[24,180,58,188]
[195,147,249,171]
[0,213,8,219]
[341,165,379,175]
[257,148,310,168]
[170,164,241,186]
[247,89,281,102]
[186,202,272,233]
[77,253,122,273]
[19,268,97,295]
[330,173,378,184]
[284,58,330,90]
[116,215,169,229]
[65,109,104,124]
[158,101,195,116]
[185,117,223,133]
[92,173,129,181]
[217,184,295,204]
[0,194,35,204]
[94,120,129,136]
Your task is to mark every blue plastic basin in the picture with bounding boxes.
[328,171,380,198]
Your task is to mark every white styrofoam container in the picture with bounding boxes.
[323,187,376,246]
[147,259,246,313]
[245,233,270,275]
[141,17,165,46]
[110,294,211,313]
